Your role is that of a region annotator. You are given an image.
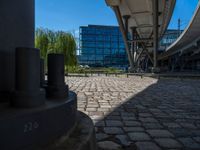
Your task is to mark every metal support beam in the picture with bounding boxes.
[131,31,154,65]
[130,27,137,68]
[153,0,159,68]
[123,15,131,40]
[137,24,153,28]
[113,7,134,70]
[136,48,145,64]
[136,24,160,29]
[128,38,153,43]
[131,11,151,15]
[136,43,153,64]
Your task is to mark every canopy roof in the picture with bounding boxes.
[106,0,176,41]
[106,0,176,68]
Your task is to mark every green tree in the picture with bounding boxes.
[35,28,49,60]
[47,30,57,54]
[35,28,77,71]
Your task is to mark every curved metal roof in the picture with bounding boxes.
[106,0,176,45]
[159,1,200,60]
[106,0,176,69]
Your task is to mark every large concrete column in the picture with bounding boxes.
[0,0,35,95]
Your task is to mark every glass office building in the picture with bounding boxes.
[78,25,128,68]
[77,25,181,68]
[160,29,182,50]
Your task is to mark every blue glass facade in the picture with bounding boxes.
[78,25,128,68]
[77,25,181,68]
[160,29,182,50]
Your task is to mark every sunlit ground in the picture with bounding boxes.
[66,76,200,149]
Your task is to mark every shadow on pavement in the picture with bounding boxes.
[94,78,200,150]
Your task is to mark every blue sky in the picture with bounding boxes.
[169,0,199,29]
[36,0,199,32]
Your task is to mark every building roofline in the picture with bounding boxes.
[80,24,120,28]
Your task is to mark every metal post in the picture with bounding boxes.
[113,7,134,70]
[40,58,45,87]
[123,15,131,39]
[130,27,137,69]
[47,54,69,99]
[12,48,45,108]
[153,0,159,69]
[123,15,134,70]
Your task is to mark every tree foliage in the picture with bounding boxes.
[35,28,77,69]
[35,28,49,59]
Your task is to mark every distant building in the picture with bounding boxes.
[77,25,181,68]
[77,25,128,68]
[160,29,183,51]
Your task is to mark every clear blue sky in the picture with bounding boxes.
[36,0,199,32]
[169,0,199,29]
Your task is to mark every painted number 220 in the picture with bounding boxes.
[24,122,39,133]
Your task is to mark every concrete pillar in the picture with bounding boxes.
[0,0,35,97]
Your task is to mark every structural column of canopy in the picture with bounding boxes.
[105,0,159,71]
[131,27,137,68]
[105,0,176,71]
[153,0,159,69]
[123,15,137,69]
[113,7,135,70]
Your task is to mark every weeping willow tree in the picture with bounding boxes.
[35,28,77,70]
[35,28,49,60]
[54,31,77,67]
[46,30,57,54]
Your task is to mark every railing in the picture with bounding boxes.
[65,72,200,79]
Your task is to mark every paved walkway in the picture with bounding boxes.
[66,76,200,150]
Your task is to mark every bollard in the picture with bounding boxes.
[47,54,68,99]
[12,47,45,108]
[40,58,46,87]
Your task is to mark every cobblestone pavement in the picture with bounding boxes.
[66,76,200,150]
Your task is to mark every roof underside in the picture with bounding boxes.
[106,0,176,42]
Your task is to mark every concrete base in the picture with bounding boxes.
[0,92,77,150]
[41,111,97,150]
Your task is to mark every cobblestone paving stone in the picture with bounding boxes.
[66,76,200,150]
